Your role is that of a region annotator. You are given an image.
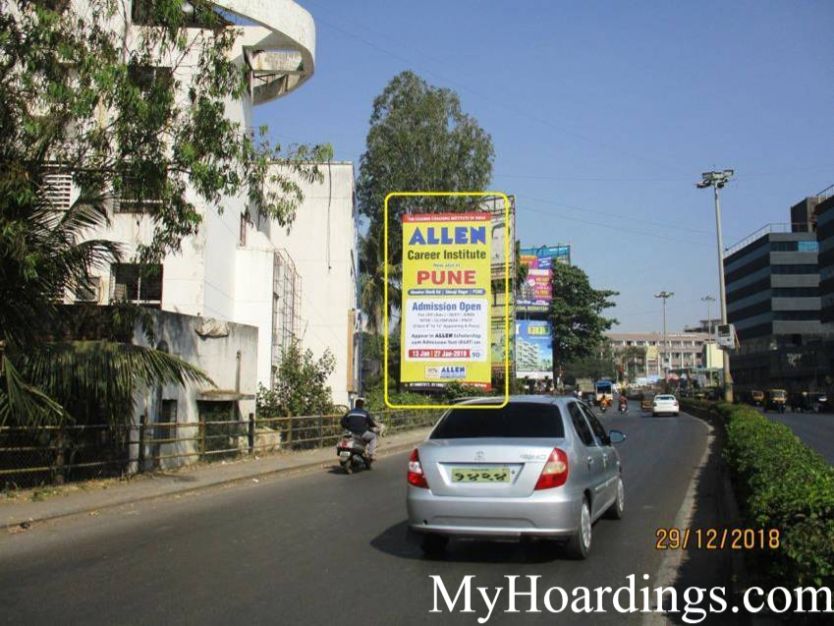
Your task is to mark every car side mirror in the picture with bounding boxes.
[608,430,626,445]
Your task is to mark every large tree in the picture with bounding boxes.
[0,0,328,428]
[356,71,494,332]
[548,264,618,384]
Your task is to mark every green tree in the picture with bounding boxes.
[356,71,494,330]
[548,264,618,383]
[0,190,212,429]
[257,340,336,417]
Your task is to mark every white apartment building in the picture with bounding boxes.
[607,331,715,379]
[56,1,358,465]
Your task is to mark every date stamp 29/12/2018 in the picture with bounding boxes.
[656,528,781,551]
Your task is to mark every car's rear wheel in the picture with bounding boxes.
[605,477,625,520]
[420,534,448,557]
[565,498,592,559]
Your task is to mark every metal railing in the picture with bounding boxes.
[724,223,811,258]
[0,409,442,489]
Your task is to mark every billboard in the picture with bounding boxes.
[400,212,492,386]
[516,320,553,379]
[517,245,570,313]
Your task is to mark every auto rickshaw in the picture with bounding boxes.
[766,389,787,413]
[749,390,765,406]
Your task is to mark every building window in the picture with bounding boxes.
[115,176,164,214]
[73,276,100,303]
[111,263,163,305]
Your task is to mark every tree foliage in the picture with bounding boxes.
[1,0,334,428]
[356,71,494,331]
[0,192,212,428]
[257,340,336,417]
[548,264,618,379]
[1,0,331,263]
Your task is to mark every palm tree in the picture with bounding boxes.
[0,170,212,429]
[358,228,400,335]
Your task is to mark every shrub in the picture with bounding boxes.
[720,403,834,586]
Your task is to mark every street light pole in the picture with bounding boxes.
[655,291,673,381]
[697,169,734,402]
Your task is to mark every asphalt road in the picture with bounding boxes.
[764,409,834,464]
[1,408,712,625]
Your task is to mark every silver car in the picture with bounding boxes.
[406,396,626,559]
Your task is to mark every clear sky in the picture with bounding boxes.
[254,0,834,333]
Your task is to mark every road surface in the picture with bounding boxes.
[764,409,834,464]
[1,408,714,625]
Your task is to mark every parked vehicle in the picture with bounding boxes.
[749,390,765,406]
[336,431,373,474]
[789,391,815,413]
[652,394,679,417]
[810,392,830,413]
[765,389,787,413]
[640,393,655,412]
[406,396,627,559]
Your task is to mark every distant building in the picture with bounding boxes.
[607,332,712,379]
[723,184,834,392]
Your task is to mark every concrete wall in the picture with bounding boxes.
[268,162,358,407]
[130,310,259,471]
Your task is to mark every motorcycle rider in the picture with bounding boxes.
[340,397,379,460]
[618,394,628,411]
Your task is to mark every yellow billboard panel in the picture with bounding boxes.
[400,212,492,386]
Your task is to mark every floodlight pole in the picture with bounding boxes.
[697,170,734,402]
[655,291,673,380]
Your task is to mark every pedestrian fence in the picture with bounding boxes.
[0,409,443,490]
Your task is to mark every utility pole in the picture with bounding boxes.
[697,170,734,402]
[655,291,673,381]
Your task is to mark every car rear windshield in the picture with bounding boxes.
[430,402,564,439]
[656,395,676,401]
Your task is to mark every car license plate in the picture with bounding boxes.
[339,451,351,459]
[450,466,510,483]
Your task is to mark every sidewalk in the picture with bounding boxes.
[1,427,431,530]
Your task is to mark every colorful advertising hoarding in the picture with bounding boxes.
[517,245,570,312]
[516,320,553,379]
[400,212,492,386]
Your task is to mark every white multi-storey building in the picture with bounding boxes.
[59,0,358,465]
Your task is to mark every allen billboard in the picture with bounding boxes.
[400,212,492,386]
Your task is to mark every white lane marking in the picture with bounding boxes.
[642,414,713,626]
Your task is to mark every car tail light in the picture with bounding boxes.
[534,448,569,490]
[407,448,429,488]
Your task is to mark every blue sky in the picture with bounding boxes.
[254,0,834,332]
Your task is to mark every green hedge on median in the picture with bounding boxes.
[718,403,834,586]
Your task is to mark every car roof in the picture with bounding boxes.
[450,394,595,409]
[452,394,561,407]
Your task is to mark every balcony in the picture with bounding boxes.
[218,0,316,104]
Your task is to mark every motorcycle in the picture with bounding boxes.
[335,424,383,474]
[599,397,611,413]
[618,400,628,413]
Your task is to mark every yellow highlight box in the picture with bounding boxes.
[383,191,511,410]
